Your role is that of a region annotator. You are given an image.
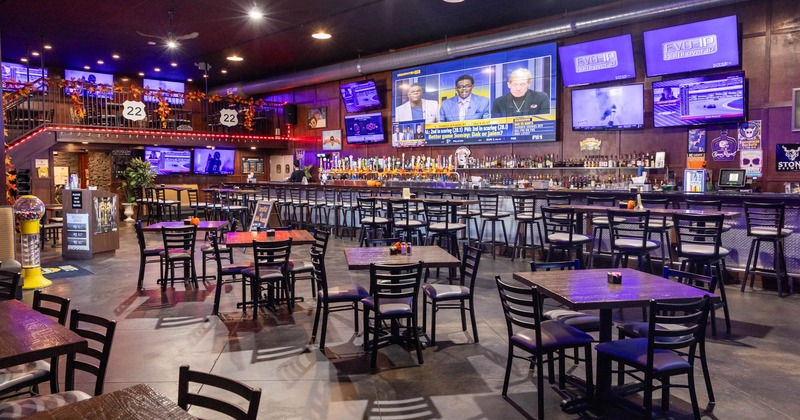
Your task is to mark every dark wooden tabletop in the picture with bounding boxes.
[512,268,717,311]
[0,300,87,370]
[27,383,196,420]
[226,230,315,247]
[142,221,229,232]
[344,246,461,270]
[373,195,478,205]
[554,204,739,219]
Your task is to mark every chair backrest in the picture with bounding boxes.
[187,189,199,207]
[357,197,379,219]
[323,189,338,206]
[65,309,117,396]
[460,245,482,291]
[32,290,70,325]
[494,275,545,351]
[744,202,786,236]
[388,199,412,222]
[208,232,226,275]
[365,237,402,247]
[511,194,537,221]
[640,197,670,209]
[545,194,571,206]
[476,193,499,213]
[310,228,331,257]
[607,209,651,250]
[0,270,21,300]
[154,187,167,204]
[672,213,726,259]
[685,199,722,211]
[541,206,577,243]
[449,192,472,211]
[530,259,580,272]
[161,225,198,258]
[144,187,155,201]
[135,220,148,251]
[289,188,304,202]
[644,297,711,366]
[178,365,261,420]
[252,239,292,277]
[340,189,356,206]
[423,191,444,199]
[310,251,328,300]
[586,195,616,207]
[306,188,320,206]
[663,267,718,294]
[368,262,424,308]
[423,201,450,226]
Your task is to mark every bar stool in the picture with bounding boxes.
[357,197,389,246]
[339,189,359,239]
[450,192,479,245]
[306,188,326,230]
[424,200,466,257]
[510,194,543,261]
[389,199,425,245]
[586,195,616,260]
[741,202,793,297]
[154,188,180,221]
[321,188,341,235]
[288,188,308,229]
[641,197,672,268]
[541,206,594,268]
[476,193,510,259]
[686,199,731,232]
[186,189,207,219]
[607,209,659,272]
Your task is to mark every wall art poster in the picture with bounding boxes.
[740,149,763,178]
[738,120,761,150]
[688,128,706,154]
[321,129,342,150]
[710,130,737,162]
[776,144,800,172]
[93,196,117,233]
[307,107,327,129]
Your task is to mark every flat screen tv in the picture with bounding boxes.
[344,112,386,144]
[64,69,114,98]
[643,15,740,77]
[391,42,558,147]
[143,79,185,105]
[339,80,382,113]
[559,34,636,87]
[144,147,192,175]
[2,61,48,91]
[571,84,644,131]
[193,149,235,175]
[653,71,745,128]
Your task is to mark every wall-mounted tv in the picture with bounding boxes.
[193,149,235,175]
[643,15,740,77]
[143,79,185,105]
[2,62,48,91]
[572,84,644,131]
[339,79,382,113]
[64,69,114,98]
[344,112,386,144]
[144,147,192,175]
[391,42,558,147]
[653,71,745,128]
[559,34,636,87]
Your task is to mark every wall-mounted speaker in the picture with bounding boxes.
[284,104,298,125]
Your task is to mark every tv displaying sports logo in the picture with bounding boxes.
[643,15,740,77]
[143,79,185,105]
[571,84,644,131]
[559,34,636,87]
[344,112,385,144]
[391,42,557,147]
[653,71,745,128]
[339,79,382,113]
[64,69,114,98]
[193,149,235,175]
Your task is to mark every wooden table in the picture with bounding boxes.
[142,220,228,232]
[555,204,739,220]
[27,383,196,420]
[225,229,315,247]
[0,300,87,370]
[373,196,478,224]
[344,246,461,270]
[512,268,717,413]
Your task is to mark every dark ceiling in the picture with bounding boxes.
[0,0,604,91]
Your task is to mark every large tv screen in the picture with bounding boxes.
[559,34,636,87]
[571,84,644,131]
[143,79,185,105]
[643,15,740,77]
[391,42,557,147]
[653,71,745,128]
[144,147,192,175]
[64,69,114,98]
[340,80,382,113]
[193,149,235,175]
[344,112,386,144]
[2,62,48,91]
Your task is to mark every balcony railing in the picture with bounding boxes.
[2,79,284,142]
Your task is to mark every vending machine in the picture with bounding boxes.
[683,169,709,193]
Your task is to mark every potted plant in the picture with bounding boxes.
[118,158,156,222]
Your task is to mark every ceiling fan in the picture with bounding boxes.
[136,10,199,48]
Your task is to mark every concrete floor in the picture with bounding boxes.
[22,223,800,419]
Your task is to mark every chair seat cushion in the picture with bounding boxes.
[480,211,511,219]
[143,247,164,257]
[0,390,91,418]
[240,267,283,281]
[548,232,593,245]
[456,209,481,217]
[511,320,593,351]
[220,262,254,275]
[595,338,690,373]
[361,297,412,315]
[428,222,466,232]
[421,284,469,300]
[679,244,730,258]
[322,284,369,302]
[544,309,600,332]
[160,250,191,260]
[394,219,424,228]
[616,321,693,343]
[614,238,660,250]
[0,361,50,392]
[517,212,542,221]
[750,227,792,238]
[201,244,229,253]
[288,260,314,273]
[361,217,389,225]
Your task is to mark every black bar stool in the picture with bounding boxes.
[510,194,543,261]
[741,202,793,297]
[641,197,673,268]
[450,192,479,245]
[586,195,616,260]
[476,193,510,259]
[357,197,389,246]
[541,206,594,268]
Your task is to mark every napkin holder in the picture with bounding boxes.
[607,271,622,284]
[265,229,275,237]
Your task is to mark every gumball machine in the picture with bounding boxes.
[12,195,52,289]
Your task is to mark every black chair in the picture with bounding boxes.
[0,270,21,300]
[219,191,249,229]
[741,202,793,297]
[511,194,544,262]
[495,275,594,420]
[424,200,465,257]
[389,199,425,245]
[541,206,594,268]
[289,229,331,301]
[186,189,207,219]
[178,365,262,420]
[357,197,389,247]
[596,296,711,419]
[154,187,180,221]
[476,193,510,259]
[586,195,616,259]
[364,237,402,247]
[641,198,673,268]
[421,245,482,345]
[450,192,480,245]
[607,209,659,272]
[209,231,253,316]
[362,262,425,369]
[241,239,293,319]
[135,220,163,290]
[310,251,368,350]
[65,309,117,396]
[201,220,238,283]
[160,225,199,290]
[530,260,600,334]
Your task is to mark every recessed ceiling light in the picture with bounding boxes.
[147,41,157,46]
[121,78,129,82]
[170,62,178,67]
[84,65,90,70]
[226,55,243,62]
[187,78,193,82]
[43,45,52,50]
[248,7,264,20]
[31,52,40,57]
[154,67,161,72]
[203,74,208,78]
[250,146,257,150]
[20,58,27,62]
[138,72,145,76]
[112,54,120,59]
[221,69,228,74]
[97,60,104,65]
[443,0,465,3]
[312,32,331,40]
